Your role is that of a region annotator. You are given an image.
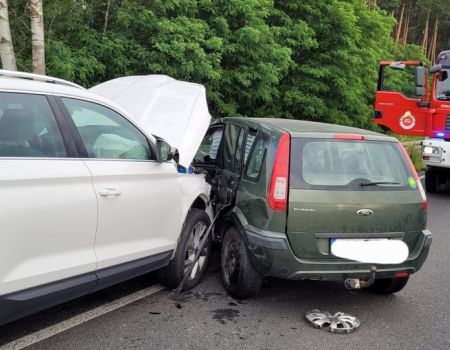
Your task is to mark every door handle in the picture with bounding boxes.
[98,188,121,197]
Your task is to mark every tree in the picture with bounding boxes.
[29,0,45,74]
[0,0,16,70]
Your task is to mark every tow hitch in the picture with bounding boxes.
[344,266,377,289]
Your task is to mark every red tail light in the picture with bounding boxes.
[399,143,428,211]
[269,132,290,211]
[334,134,366,140]
[395,271,409,278]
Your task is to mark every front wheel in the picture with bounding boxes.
[369,276,409,294]
[159,209,211,290]
[221,227,263,299]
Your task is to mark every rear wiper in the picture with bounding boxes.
[360,181,400,187]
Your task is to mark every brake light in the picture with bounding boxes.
[399,143,428,211]
[395,271,409,278]
[334,134,366,140]
[269,132,290,211]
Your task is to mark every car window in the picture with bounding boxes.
[290,138,414,190]
[223,124,245,173]
[61,98,152,160]
[244,132,256,163]
[0,92,67,158]
[194,127,223,163]
[245,137,266,180]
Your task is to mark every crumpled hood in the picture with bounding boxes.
[90,75,211,168]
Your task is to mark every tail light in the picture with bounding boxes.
[399,143,428,211]
[268,132,290,211]
[334,134,366,140]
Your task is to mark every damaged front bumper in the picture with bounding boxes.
[244,225,432,281]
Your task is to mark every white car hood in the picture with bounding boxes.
[89,75,211,168]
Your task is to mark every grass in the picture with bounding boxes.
[405,143,425,172]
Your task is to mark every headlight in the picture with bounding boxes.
[422,146,439,155]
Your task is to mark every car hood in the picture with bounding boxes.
[89,75,211,168]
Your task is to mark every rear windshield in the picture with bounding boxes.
[290,138,414,191]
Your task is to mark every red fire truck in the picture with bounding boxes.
[374,50,450,193]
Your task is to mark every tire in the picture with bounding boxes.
[425,168,439,193]
[159,209,211,290]
[221,226,263,299]
[369,276,409,294]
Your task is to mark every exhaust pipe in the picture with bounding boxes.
[344,266,377,290]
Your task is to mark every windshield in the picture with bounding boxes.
[290,139,415,190]
[436,68,450,100]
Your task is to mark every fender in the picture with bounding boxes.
[170,174,211,257]
[219,208,272,275]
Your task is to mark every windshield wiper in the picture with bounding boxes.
[360,181,400,187]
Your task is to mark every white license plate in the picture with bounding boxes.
[330,238,409,264]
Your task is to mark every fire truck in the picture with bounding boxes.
[374,50,450,193]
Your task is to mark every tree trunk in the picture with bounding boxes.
[0,0,17,70]
[395,2,405,43]
[29,0,45,75]
[103,0,112,36]
[421,8,430,54]
[428,18,439,64]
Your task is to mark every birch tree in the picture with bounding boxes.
[29,0,45,74]
[0,0,16,70]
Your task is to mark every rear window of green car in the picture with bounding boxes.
[290,138,415,191]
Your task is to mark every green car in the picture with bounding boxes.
[194,118,432,298]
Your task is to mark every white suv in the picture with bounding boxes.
[0,70,212,326]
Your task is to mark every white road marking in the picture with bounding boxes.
[1,284,165,350]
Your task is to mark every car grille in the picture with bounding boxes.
[446,115,450,132]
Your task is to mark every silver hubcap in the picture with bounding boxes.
[305,309,361,333]
[184,222,208,280]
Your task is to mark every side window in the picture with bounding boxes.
[61,98,152,160]
[194,127,223,163]
[223,124,245,173]
[245,137,266,180]
[0,92,67,158]
[244,132,256,163]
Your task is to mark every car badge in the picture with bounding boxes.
[357,209,373,217]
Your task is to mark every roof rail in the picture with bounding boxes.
[0,70,85,90]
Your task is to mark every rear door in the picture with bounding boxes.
[0,92,97,297]
[59,97,182,273]
[287,136,426,260]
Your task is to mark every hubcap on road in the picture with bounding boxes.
[305,309,360,333]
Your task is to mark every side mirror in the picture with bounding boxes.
[430,64,442,74]
[156,139,176,162]
[415,66,426,97]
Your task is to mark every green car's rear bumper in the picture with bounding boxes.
[244,225,432,280]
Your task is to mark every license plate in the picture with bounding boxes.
[330,238,408,264]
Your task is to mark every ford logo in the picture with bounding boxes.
[357,209,373,217]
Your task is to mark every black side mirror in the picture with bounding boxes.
[156,139,176,162]
[415,66,426,97]
[430,64,442,74]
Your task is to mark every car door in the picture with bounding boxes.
[59,97,182,277]
[215,123,247,206]
[0,92,98,298]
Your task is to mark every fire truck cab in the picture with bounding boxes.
[374,51,450,193]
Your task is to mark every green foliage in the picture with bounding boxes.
[6,0,446,130]
[406,143,425,172]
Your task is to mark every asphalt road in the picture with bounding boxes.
[1,184,449,350]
